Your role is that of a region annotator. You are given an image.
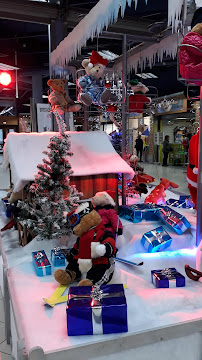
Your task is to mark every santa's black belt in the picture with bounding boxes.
[189,163,195,170]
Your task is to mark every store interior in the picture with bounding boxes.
[0,1,201,359]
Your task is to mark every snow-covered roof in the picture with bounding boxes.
[2,131,134,192]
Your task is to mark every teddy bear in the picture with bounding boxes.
[47,78,81,113]
[179,7,202,86]
[54,202,116,286]
[128,80,150,114]
[77,50,117,106]
[187,131,199,208]
[91,191,123,239]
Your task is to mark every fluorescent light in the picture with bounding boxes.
[136,73,158,79]
[147,73,158,78]
[176,117,188,119]
[42,95,48,98]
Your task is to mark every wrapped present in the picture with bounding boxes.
[67,284,128,336]
[166,198,194,209]
[156,206,191,235]
[151,268,185,288]
[119,203,163,223]
[51,247,66,267]
[179,195,191,201]
[141,226,172,253]
[32,250,51,276]
[2,199,12,218]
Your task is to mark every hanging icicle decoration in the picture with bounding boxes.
[53,110,67,136]
[51,0,184,68]
[113,32,184,75]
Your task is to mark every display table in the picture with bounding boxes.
[0,191,202,360]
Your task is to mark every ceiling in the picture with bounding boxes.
[0,0,197,114]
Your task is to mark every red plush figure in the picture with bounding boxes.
[128,80,150,114]
[54,202,116,286]
[187,132,199,208]
[144,178,178,205]
[179,8,202,86]
[91,190,123,238]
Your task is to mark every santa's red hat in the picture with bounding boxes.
[187,131,199,188]
[92,190,115,207]
[88,50,108,68]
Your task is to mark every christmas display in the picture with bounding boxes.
[32,250,51,276]
[18,131,81,240]
[179,8,202,86]
[141,226,172,253]
[54,202,116,286]
[91,190,123,238]
[47,78,81,113]
[66,284,128,336]
[151,268,185,288]
[77,51,117,106]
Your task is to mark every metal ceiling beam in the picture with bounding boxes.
[100,31,157,43]
[0,0,59,24]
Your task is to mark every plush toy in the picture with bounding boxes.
[187,131,199,208]
[47,79,81,113]
[91,190,123,238]
[144,178,178,205]
[179,7,202,86]
[77,50,117,106]
[54,202,116,286]
[128,80,150,114]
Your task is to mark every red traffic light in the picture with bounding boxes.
[0,72,12,86]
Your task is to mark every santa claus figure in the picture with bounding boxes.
[187,131,199,208]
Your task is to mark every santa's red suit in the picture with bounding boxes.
[187,132,199,208]
[129,92,150,114]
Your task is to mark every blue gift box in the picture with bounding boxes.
[67,284,128,336]
[156,206,191,235]
[151,268,185,288]
[2,199,12,218]
[166,198,194,209]
[51,247,66,267]
[141,226,172,253]
[119,204,163,223]
[32,250,51,276]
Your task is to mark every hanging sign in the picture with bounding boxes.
[37,104,53,132]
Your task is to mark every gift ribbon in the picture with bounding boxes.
[35,252,46,276]
[68,287,124,335]
[160,268,176,278]
[52,247,64,260]
[146,229,168,246]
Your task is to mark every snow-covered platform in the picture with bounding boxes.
[0,190,202,360]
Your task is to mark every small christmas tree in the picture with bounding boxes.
[19,112,81,240]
